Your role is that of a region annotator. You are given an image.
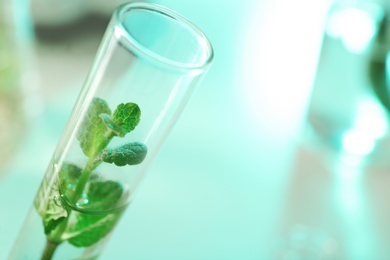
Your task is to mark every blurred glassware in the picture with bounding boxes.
[0,0,40,172]
[30,0,132,27]
[305,0,390,159]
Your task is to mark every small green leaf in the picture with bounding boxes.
[58,163,82,191]
[57,162,96,207]
[67,209,124,247]
[34,164,69,238]
[66,180,124,247]
[112,102,141,137]
[100,142,147,166]
[85,180,124,210]
[44,217,66,235]
[77,97,112,157]
[41,204,68,239]
[99,113,122,136]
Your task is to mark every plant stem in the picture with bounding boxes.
[72,160,94,202]
[71,134,113,201]
[41,239,59,260]
[41,159,96,259]
[41,133,112,259]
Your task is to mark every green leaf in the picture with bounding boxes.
[86,180,124,210]
[34,164,69,238]
[41,202,68,239]
[58,163,82,192]
[77,97,112,157]
[67,209,124,247]
[100,142,147,166]
[112,102,141,137]
[67,180,124,247]
[44,217,66,235]
[99,113,123,136]
[57,162,97,206]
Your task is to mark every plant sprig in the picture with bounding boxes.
[35,97,147,259]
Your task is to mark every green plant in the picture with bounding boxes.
[34,97,147,259]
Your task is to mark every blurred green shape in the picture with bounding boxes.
[369,10,390,113]
[0,1,32,172]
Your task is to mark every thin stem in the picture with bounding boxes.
[41,239,59,260]
[71,134,113,201]
[40,159,96,259]
[41,133,113,259]
[46,158,97,243]
[72,160,94,202]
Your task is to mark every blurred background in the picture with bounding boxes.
[2,0,390,258]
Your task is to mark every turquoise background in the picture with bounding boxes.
[3,0,390,259]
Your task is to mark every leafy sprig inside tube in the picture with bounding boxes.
[34,97,147,259]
